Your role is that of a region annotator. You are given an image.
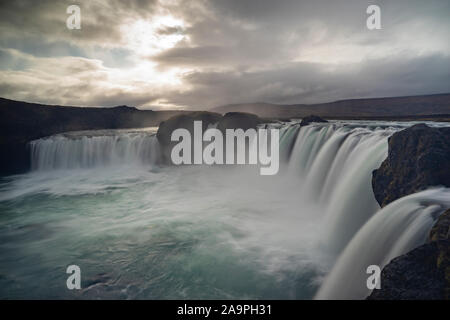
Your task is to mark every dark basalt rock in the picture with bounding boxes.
[156,112,222,164]
[372,124,450,207]
[156,112,221,146]
[216,112,262,133]
[368,209,450,300]
[429,209,450,298]
[429,209,450,243]
[367,241,446,300]
[299,115,328,127]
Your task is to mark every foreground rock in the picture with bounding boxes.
[368,209,450,300]
[299,115,328,126]
[372,124,450,207]
[368,123,450,299]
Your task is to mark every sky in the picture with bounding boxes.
[0,0,449,110]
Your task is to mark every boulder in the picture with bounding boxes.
[372,124,450,207]
[299,115,328,127]
[216,112,262,133]
[156,111,222,163]
[367,241,446,300]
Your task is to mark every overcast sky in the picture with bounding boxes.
[0,0,448,109]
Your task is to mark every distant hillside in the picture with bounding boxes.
[213,93,450,119]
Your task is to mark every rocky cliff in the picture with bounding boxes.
[369,124,450,300]
[372,124,450,207]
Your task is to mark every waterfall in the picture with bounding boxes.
[280,122,450,299]
[30,130,160,170]
[27,121,450,299]
[281,123,395,255]
[315,188,450,299]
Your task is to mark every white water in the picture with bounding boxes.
[30,128,160,170]
[0,120,449,299]
[315,188,450,299]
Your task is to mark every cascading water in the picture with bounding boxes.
[0,120,449,299]
[29,129,160,170]
[315,188,450,299]
[281,123,395,255]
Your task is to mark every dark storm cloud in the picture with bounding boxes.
[0,0,158,47]
[163,54,450,108]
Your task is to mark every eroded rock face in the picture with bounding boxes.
[368,124,450,300]
[299,115,328,127]
[367,241,446,300]
[216,112,262,133]
[368,209,450,300]
[372,124,450,207]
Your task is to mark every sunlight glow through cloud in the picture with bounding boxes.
[0,0,448,109]
[122,16,187,57]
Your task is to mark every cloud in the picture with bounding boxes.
[0,0,158,47]
[0,0,448,109]
[163,54,450,108]
[0,49,163,107]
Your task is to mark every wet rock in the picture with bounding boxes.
[299,115,328,127]
[368,209,450,300]
[372,124,450,207]
[429,209,450,298]
[216,112,262,132]
[429,209,450,243]
[367,241,446,300]
[156,112,222,164]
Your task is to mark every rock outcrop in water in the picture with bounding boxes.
[156,111,263,164]
[299,115,328,126]
[217,112,263,132]
[372,124,450,207]
[156,112,222,164]
[368,209,450,300]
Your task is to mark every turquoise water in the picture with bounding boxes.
[0,165,322,299]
